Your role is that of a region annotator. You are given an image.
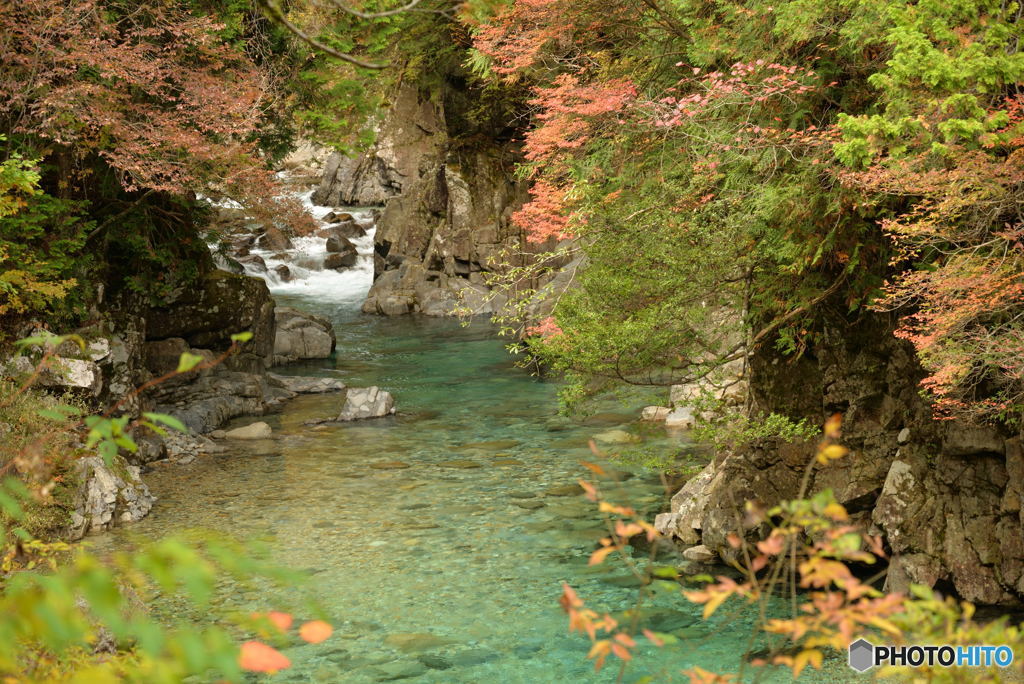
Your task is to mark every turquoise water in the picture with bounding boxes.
[101,295,835,683]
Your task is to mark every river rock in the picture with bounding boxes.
[321,211,354,223]
[338,387,395,420]
[273,307,336,365]
[68,455,155,539]
[593,429,639,444]
[324,251,358,270]
[314,80,570,319]
[641,406,671,421]
[257,226,293,251]
[320,220,366,240]
[682,544,716,563]
[273,264,293,282]
[382,633,453,653]
[145,269,275,370]
[3,354,103,396]
[372,660,428,681]
[326,234,356,253]
[268,373,345,394]
[237,254,267,273]
[224,422,272,439]
[664,407,696,429]
[437,459,482,469]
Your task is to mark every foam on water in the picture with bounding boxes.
[211,189,378,305]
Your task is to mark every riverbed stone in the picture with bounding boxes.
[382,633,453,653]
[338,387,395,420]
[268,373,346,394]
[437,459,482,469]
[664,407,696,429]
[371,461,410,470]
[545,483,584,497]
[372,660,428,681]
[417,654,453,670]
[455,439,520,451]
[593,429,639,444]
[641,406,671,421]
[224,422,272,439]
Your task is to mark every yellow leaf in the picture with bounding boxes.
[791,648,823,677]
[702,589,730,618]
[868,616,901,636]
[823,502,848,521]
[817,444,848,463]
[589,546,616,566]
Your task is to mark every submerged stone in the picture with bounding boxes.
[224,422,272,440]
[372,660,428,681]
[454,439,520,451]
[436,459,482,469]
[383,633,454,653]
[371,461,411,470]
[545,483,584,497]
[418,654,453,670]
[593,429,640,444]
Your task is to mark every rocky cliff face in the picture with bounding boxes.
[313,80,563,317]
[657,311,1024,606]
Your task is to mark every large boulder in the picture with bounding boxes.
[326,234,356,253]
[324,250,358,270]
[68,455,155,539]
[257,226,293,251]
[145,269,275,371]
[3,349,104,397]
[337,387,395,421]
[273,307,336,365]
[318,220,365,241]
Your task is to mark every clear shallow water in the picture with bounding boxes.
[100,198,844,682]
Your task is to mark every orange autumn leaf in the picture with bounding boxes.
[299,620,333,644]
[642,628,664,647]
[239,641,291,673]
[588,545,616,566]
[251,611,293,632]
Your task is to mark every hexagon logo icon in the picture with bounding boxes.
[848,638,875,672]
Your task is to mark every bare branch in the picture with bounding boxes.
[322,0,424,20]
[256,0,388,69]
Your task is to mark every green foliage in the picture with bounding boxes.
[0,336,323,681]
[0,153,91,325]
[692,411,819,450]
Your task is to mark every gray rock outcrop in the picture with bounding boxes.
[313,80,570,317]
[657,314,1024,606]
[68,455,155,539]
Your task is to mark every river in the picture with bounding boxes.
[97,193,829,683]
